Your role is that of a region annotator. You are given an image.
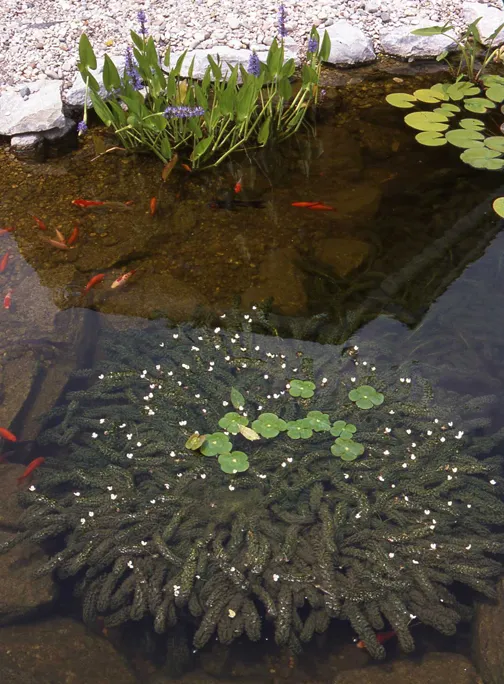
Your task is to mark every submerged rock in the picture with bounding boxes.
[241,246,307,316]
[473,578,504,684]
[463,2,504,44]
[9,133,45,163]
[0,80,65,136]
[319,22,376,66]
[380,26,456,59]
[314,238,371,278]
[0,618,136,683]
[331,181,382,224]
[332,652,480,684]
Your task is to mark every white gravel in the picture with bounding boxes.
[0,0,501,93]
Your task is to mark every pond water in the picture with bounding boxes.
[1,62,504,683]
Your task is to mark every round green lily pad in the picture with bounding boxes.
[218,412,249,434]
[415,131,447,146]
[493,197,504,217]
[486,84,504,103]
[331,438,365,461]
[218,451,249,474]
[413,88,447,103]
[385,92,417,109]
[459,118,485,130]
[305,411,331,432]
[348,385,384,410]
[288,379,316,399]
[464,97,495,114]
[252,413,287,438]
[447,82,480,101]
[445,128,485,149]
[200,432,233,457]
[286,419,313,440]
[460,147,504,169]
[404,111,449,132]
[484,136,504,153]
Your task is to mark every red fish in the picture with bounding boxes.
[291,201,322,208]
[111,269,136,289]
[3,289,12,310]
[0,427,17,442]
[356,630,396,650]
[150,197,157,216]
[67,226,79,246]
[33,216,47,230]
[41,237,70,251]
[181,163,192,173]
[0,252,9,273]
[17,457,45,485]
[83,273,105,293]
[72,199,132,211]
[0,227,15,236]
[234,179,242,194]
[308,203,334,211]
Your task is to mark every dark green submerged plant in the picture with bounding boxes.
[77,11,330,168]
[3,323,504,659]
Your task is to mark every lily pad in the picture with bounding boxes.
[200,432,233,456]
[459,118,485,130]
[447,82,480,101]
[439,102,460,113]
[288,379,316,399]
[218,451,249,474]
[460,147,504,169]
[445,128,485,149]
[348,385,384,410]
[415,131,447,146]
[331,438,365,461]
[252,412,287,438]
[482,74,504,87]
[330,421,357,440]
[433,107,454,118]
[464,98,495,114]
[413,88,447,103]
[484,136,504,153]
[305,411,331,432]
[286,419,313,440]
[486,84,504,103]
[493,197,504,218]
[218,412,248,435]
[185,432,207,450]
[385,92,417,109]
[404,111,449,132]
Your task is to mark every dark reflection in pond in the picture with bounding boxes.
[1,64,504,684]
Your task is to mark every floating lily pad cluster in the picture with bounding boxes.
[185,382,384,470]
[387,76,504,170]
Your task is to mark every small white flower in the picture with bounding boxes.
[355,512,362,519]
[159,343,164,347]
[126,453,133,459]
[74,491,81,497]
[119,423,126,428]
[467,504,472,509]
[411,442,416,447]
[220,314,226,319]
[127,433,132,440]
[80,518,86,524]
[214,327,221,333]
[91,432,98,439]
[258,405,263,410]
[137,442,142,447]
[363,361,368,366]
[170,451,176,457]
[98,374,104,380]
[350,377,356,383]
[404,496,409,501]
[455,431,464,440]
[200,473,206,479]
[28,485,36,492]
[388,552,394,559]
[264,374,269,380]
[273,574,280,582]
[412,559,419,565]
[148,410,155,416]
[434,419,439,424]
[452,467,458,473]
[150,499,156,504]
[389,410,395,415]
[281,462,287,468]
[424,509,430,515]
[490,479,497,485]
[466,544,472,550]
[406,429,412,435]
[173,333,179,339]
[344,474,350,480]
[371,366,376,371]
[164,483,170,489]
[402,463,408,469]
[287,457,293,463]
[448,421,453,427]
[229,485,235,491]
[259,474,267,479]
[448,501,453,506]
[400,377,405,383]
[179,421,187,426]
[430,543,437,550]
[427,430,433,436]
[141,541,148,546]
[88,511,94,517]
[384,427,391,434]
[447,475,453,480]
[383,450,390,455]
[228,609,236,618]
[378,475,385,482]
[127,560,134,569]
[182,364,190,370]
[156,365,161,370]
[440,437,446,443]
[353,345,359,351]
[406,378,411,384]
[410,455,416,460]
[111,493,117,500]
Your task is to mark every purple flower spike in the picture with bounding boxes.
[247,52,261,77]
[278,4,288,39]
[77,120,88,135]
[164,105,205,119]
[125,46,143,90]
[307,36,318,54]
[137,10,147,37]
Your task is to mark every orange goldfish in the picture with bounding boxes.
[83,273,105,293]
[150,197,157,216]
[0,252,9,273]
[33,216,47,230]
[0,427,16,442]
[0,227,15,236]
[3,289,12,310]
[17,457,45,485]
[111,270,137,289]
[67,226,79,246]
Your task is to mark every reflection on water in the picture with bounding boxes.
[1,65,504,683]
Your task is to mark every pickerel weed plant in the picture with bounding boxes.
[77,14,330,168]
[387,19,504,218]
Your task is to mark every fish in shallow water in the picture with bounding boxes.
[111,270,136,289]
[0,427,17,442]
[17,457,45,484]
[355,629,396,650]
[83,273,105,293]
[40,237,70,251]
[3,289,12,310]
[67,226,79,246]
[292,201,335,211]
[33,216,47,230]
[0,227,15,236]
[150,197,157,216]
[0,252,9,273]
[72,199,132,210]
[209,189,265,210]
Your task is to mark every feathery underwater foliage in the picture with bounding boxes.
[4,321,504,659]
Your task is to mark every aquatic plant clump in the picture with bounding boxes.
[5,324,504,659]
[76,17,330,167]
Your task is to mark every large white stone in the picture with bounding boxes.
[380,25,456,59]
[463,2,504,45]
[65,54,126,107]
[0,80,65,136]
[318,21,376,65]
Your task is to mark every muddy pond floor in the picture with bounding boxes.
[0,60,503,683]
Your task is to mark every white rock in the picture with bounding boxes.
[65,54,126,107]
[463,2,504,45]
[10,132,45,161]
[0,79,65,135]
[318,21,376,65]
[380,25,456,59]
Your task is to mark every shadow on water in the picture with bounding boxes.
[1,62,504,683]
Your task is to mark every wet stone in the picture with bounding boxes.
[333,652,480,684]
[314,238,371,278]
[10,133,45,163]
[0,529,57,626]
[0,618,136,683]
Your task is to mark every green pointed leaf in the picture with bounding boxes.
[445,128,485,149]
[257,116,271,146]
[385,92,417,109]
[190,136,213,162]
[130,30,145,52]
[319,30,331,62]
[404,111,449,132]
[102,55,121,93]
[79,33,97,70]
[415,131,447,146]
[231,388,246,410]
[411,25,453,36]
[493,197,504,218]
